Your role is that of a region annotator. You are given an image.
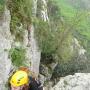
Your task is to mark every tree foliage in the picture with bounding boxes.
[35,0,74,63]
[37,0,89,79]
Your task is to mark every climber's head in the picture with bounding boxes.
[10,70,29,89]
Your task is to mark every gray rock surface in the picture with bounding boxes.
[26,25,41,76]
[51,73,90,90]
[41,0,49,21]
[0,7,12,89]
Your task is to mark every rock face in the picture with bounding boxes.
[51,73,90,90]
[40,0,49,21]
[26,0,41,76]
[27,0,49,76]
[26,25,41,76]
[0,7,12,90]
[71,38,87,64]
[32,0,38,17]
[71,38,86,56]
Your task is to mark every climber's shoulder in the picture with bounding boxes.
[29,77,43,90]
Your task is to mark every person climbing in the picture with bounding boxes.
[9,67,43,90]
[10,70,29,90]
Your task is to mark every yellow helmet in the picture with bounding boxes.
[10,70,29,87]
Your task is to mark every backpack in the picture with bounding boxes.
[29,77,43,90]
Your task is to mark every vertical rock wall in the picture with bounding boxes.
[0,7,12,90]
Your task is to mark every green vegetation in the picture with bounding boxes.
[8,0,32,42]
[50,0,90,78]
[9,47,26,67]
[52,56,87,78]
[56,0,90,56]
[35,0,77,63]
[35,19,73,62]
[0,0,5,15]
[56,0,76,18]
[36,0,90,79]
[35,20,55,54]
